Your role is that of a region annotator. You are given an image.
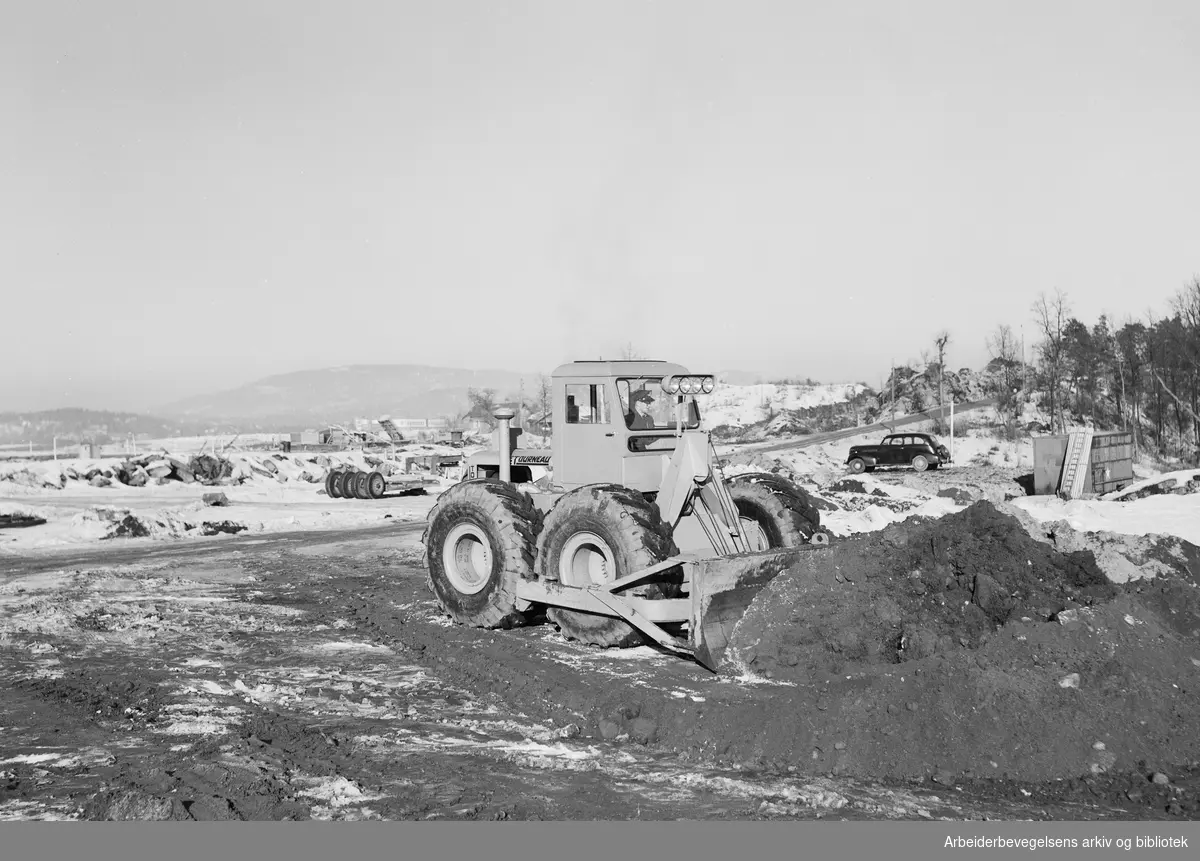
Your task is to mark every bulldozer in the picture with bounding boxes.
[421,360,832,671]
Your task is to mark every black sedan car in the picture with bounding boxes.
[845,433,950,473]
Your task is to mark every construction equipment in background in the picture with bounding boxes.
[377,416,406,444]
[420,360,832,672]
[1058,428,1095,500]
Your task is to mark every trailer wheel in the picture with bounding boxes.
[325,470,344,499]
[423,480,542,628]
[368,471,387,499]
[354,471,372,499]
[338,470,359,498]
[535,484,679,648]
[726,472,822,548]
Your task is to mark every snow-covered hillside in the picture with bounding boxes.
[702,382,869,430]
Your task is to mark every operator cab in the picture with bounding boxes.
[551,361,715,493]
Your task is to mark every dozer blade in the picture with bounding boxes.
[689,547,815,672]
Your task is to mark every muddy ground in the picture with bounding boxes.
[2,510,1198,822]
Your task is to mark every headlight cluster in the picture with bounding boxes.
[662,375,715,395]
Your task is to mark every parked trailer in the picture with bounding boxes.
[324,468,438,500]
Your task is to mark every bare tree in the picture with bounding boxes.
[933,330,951,415]
[986,323,1021,419]
[535,374,552,429]
[1167,276,1200,374]
[1032,289,1072,433]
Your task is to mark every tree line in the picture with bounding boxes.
[987,278,1200,458]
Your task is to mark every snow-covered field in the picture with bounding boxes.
[0,477,447,555]
[0,447,461,555]
[1013,468,1200,547]
[3,416,1198,557]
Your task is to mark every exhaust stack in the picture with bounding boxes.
[493,408,515,483]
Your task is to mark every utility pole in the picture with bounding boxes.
[935,334,949,426]
[890,360,896,422]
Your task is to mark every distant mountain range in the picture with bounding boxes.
[0,409,210,447]
[153,364,537,430]
[0,365,826,442]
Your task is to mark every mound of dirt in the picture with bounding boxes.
[723,502,1200,781]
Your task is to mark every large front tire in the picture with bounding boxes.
[535,484,679,648]
[423,480,542,628]
[726,472,821,548]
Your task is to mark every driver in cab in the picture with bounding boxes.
[627,388,656,430]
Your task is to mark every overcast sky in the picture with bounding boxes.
[3,1,1198,412]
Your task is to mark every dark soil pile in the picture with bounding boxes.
[724,502,1200,781]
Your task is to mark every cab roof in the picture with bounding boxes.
[551,360,693,379]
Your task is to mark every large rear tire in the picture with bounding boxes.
[535,484,679,648]
[423,480,542,628]
[726,472,821,548]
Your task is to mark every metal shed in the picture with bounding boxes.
[1032,431,1134,496]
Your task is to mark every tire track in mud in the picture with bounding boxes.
[263,548,1119,822]
[0,533,1159,821]
[0,549,850,820]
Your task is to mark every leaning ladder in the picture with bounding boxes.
[1059,429,1094,499]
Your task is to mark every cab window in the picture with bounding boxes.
[564,384,609,424]
[616,378,701,430]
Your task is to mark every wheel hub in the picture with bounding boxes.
[739,516,771,552]
[443,523,491,595]
[559,532,616,587]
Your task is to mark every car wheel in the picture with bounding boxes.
[848,458,866,474]
[911,455,929,472]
